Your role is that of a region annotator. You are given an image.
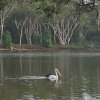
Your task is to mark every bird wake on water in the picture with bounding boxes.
[20,68,62,82]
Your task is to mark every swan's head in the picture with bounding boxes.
[55,68,62,76]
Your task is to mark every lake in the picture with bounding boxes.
[0,50,100,100]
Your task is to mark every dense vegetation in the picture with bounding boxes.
[0,0,100,48]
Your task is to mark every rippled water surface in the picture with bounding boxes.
[0,50,100,100]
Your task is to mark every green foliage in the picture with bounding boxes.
[2,0,100,47]
[80,12,91,24]
[0,0,7,10]
[42,29,52,48]
[3,31,12,47]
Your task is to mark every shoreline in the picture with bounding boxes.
[0,45,100,52]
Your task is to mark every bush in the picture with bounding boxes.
[3,31,12,48]
[42,29,52,48]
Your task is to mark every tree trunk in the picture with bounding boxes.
[0,23,4,44]
[20,33,22,45]
[0,11,4,44]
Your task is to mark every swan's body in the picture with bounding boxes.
[46,68,61,81]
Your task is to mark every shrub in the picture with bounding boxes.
[42,29,52,48]
[3,31,12,48]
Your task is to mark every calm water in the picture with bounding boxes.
[0,50,100,100]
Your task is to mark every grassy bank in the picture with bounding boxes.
[0,42,100,51]
[0,44,83,51]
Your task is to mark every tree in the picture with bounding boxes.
[32,0,98,17]
[24,18,34,45]
[42,29,52,47]
[3,31,12,47]
[78,12,91,45]
[97,0,100,29]
[49,3,79,45]
[0,1,14,44]
[14,0,44,45]
[15,18,27,45]
[0,0,7,10]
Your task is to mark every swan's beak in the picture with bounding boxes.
[57,70,62,76]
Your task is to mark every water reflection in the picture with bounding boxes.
[82,92,100,100]
[20,76,46,80]
[0,51,100,100]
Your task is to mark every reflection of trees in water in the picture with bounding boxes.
[0,55,4,85]
[97,66,100,94]
[28,57,32,75]
[70,56,100,98]
[19,52,22,75]
[17,52,71,80]
[0,55,5,100]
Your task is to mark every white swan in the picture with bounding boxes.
[46,68,61,82]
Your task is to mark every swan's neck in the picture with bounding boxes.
[55,70,58,81]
